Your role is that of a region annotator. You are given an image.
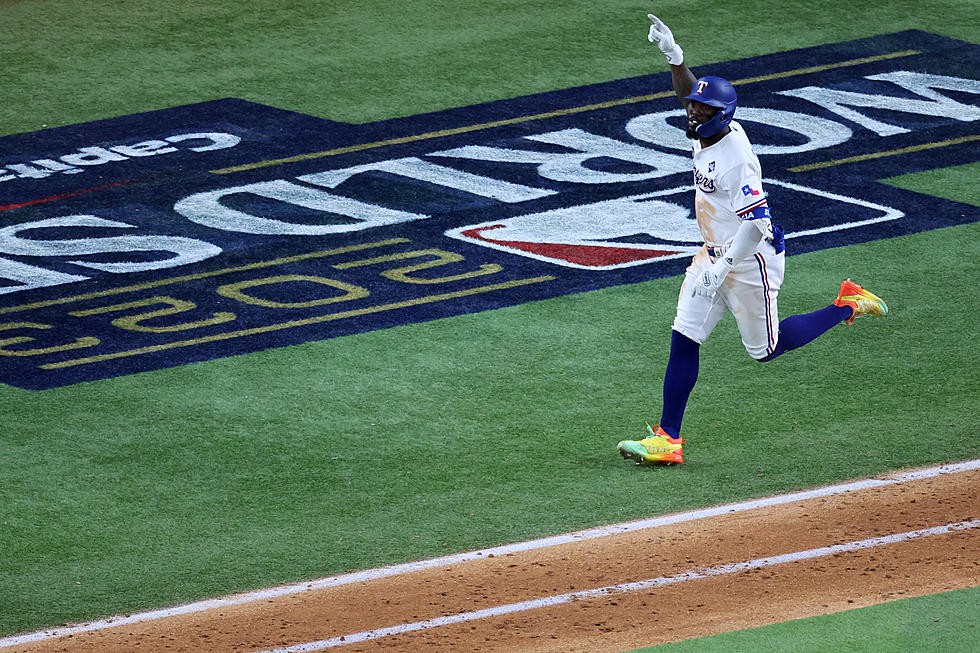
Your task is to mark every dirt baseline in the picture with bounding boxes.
[5,465,979,653]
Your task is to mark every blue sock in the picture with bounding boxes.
[760,304,852,361]
[659,330,700,438]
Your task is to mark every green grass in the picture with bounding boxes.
[632,586,980,652]
[0,0,978,640]
[1,224,978,633]
[0,0,978,136]
[882,162,980,206]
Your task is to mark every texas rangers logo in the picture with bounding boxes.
[695,79,710,93]
[742,185,761,196]
[694,167,717,192]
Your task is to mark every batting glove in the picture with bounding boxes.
[692,256,733,298]
[647,14,684,65]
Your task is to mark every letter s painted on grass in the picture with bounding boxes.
[0,215,222,273]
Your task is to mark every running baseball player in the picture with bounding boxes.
[617,14,888,465]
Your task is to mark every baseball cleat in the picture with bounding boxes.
[833,279,888,325]
[617,423,686,465]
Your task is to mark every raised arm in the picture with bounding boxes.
[647,14,697,105]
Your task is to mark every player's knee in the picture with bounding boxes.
[745,341,775,361]
[671,322,708,346]
[752,340,785,362]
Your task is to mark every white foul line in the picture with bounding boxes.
[1,459,977,649]
[254,519,980,652]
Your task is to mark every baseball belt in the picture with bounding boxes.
[706,244,729,258]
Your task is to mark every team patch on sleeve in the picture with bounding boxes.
[737,197,770,221]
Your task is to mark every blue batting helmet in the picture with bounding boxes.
[684,76,737,138]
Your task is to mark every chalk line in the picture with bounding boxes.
[1,458,977,649]
[254,518,980,652]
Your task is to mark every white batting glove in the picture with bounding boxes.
[692,257,733,298]
[647,14,684,65]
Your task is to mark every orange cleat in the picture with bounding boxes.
[833,279,888,325]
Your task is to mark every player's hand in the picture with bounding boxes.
[691,257,733,298]
[647,14,684,65]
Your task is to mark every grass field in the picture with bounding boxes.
[1,0,977,644]
[634,585,980,652]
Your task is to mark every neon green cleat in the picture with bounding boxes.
[617,423,686,465]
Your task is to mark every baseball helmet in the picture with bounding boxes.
[684,76,737,138]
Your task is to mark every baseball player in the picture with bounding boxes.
[617,15,889,465]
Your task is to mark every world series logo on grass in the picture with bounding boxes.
[0,31,977,389]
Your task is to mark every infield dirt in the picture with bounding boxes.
[5,466,978,653]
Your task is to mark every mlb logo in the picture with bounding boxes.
[445,190,702,270]
[446,180,903,270]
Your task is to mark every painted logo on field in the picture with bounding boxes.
[1,30,977,389]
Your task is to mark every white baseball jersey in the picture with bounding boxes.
[672,121,785,360]
[690,121,771,246]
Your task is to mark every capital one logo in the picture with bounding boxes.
[0,132,241,183]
